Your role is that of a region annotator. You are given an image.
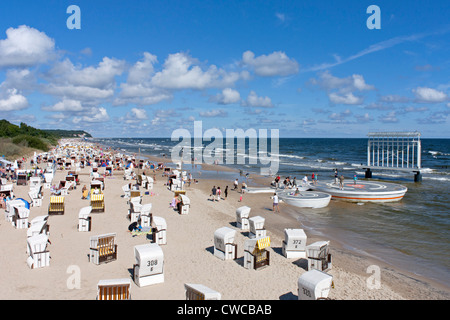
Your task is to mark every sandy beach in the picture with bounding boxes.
[0,142,449,301]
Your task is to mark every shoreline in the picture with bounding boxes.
[137,150,450,298]
[1,138,447,300]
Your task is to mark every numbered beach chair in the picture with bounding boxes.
[133,243,164,287]
[298,269,334,300]
[78,206,92,232]
[48,196,65,215]
[97,279,131,300]
[184,284,221,300]
[306,241,332,272]
[26,233,50,269]
[89,233,117,265]
[151,216,167,245]
[244,236,271,270]
[213,227,237,260]
[282,228,307,258]
[249,216,266,239]
[236,206,251,231]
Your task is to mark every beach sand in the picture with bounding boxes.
[0,150,449,300]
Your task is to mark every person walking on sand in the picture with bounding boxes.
[217,187,221,201]
[273,192,280,213]
[233,178,239,190]
[211,186,217,201]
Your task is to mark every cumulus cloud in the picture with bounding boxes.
[329,92,363,105]
[127,52,157,84]
[413,87,447,103]
[210,88,241,104]
[0,88,28,111]
[242,91,273,108]
[73,107,110,123]
[0,25,55,68]
[311,70,375,93]
[242,50,299,77]
[151,52,243,90]
[42,99,84,112]
[310,70,374,105]
[43,57,125,103]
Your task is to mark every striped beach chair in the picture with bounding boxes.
[48,196,65,215]
[244,236,271,270]
[97,279,131,300]
[90,192,105,213]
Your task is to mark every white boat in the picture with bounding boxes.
[244,184,309,194]
[277,190,331,209]
[310,180,407,203]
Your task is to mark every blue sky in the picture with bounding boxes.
[0,0,449,138]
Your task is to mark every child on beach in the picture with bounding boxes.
[272,193,280,213]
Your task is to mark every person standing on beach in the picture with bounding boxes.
[233,178,238,190]
[273,193,280,213]
[334,169,339,184]
[353,174,357,184]
[339,175,344,190]
[211,186,217,201]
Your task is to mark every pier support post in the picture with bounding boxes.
[365,168,372,179]
[414,171,422,182]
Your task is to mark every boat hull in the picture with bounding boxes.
[278,191,331,209]
[311,180,407,203]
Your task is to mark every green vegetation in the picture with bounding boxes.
[42,129,92,138]
[0,119,91,160]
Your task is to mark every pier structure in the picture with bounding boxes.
[362,131,423,182]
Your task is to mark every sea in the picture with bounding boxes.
[91,137,450,289]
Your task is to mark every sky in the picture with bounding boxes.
[0,0,449,138]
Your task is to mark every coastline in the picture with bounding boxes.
[0,139,448,300]
[137,149,450,299]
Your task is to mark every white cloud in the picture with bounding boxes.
[311,70,375,93]
[151,52,243,90]
[211,88,241,104]
[73,107,110,123]
[329,92,363,105]
[48,57,125,89]
[242,50,299,77]
[42,99,84,112]
[127,52,157,84]
[0,25,55,68]
[413,87,447,103]
[199,109,227,117]
[275,13,286,22]
[243,90,274,108]
[311,71,374,105]
[379,111,399,123]
[130,108,148,120]
[0,88,28,111]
